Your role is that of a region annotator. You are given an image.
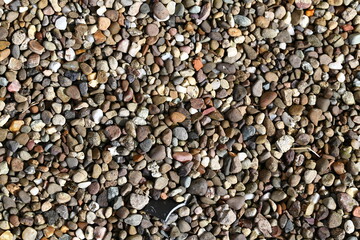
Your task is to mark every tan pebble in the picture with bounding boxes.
[0,49,10,61]
[98,17,111,30]
[228,28,242,37]
[170,112,186,123]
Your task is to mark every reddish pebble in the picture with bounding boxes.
[190,98,205,109]
[295,0,312,9]
[353,207,360,217]
[169,28,177,36]
[146,23,159,37]
[7,80,21,92]
[27,140,36,150]
[342,25,354,32]
[104,125,121,140]
[259,91,277,108]
[203,107,216,115]
[173,152,193,163]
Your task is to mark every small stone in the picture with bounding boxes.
[0,49,10,61]
[216,63,236,74]
[216,205,236,225]
[154,177,168,190]
[188,178,208,196]
[304,170,317,184]
[11,158,24,172]
[28,40,45,54]
[0,129,7,141]
[73,169,88,183]
[52,114,66,126]
[228,28,242,37]
[7,80,21,92]
[173,152,192,163]
[328,0,343,5]
[104,125,121,140]
[146,23,159,36]
[227,196,246,210]
[342,91,355,105]
[22,227,37,240]
[12,30,26,45]
[295,0,312,9]
[276,135,294,153]
[308,108,323,126]
[139,139,152,152]
[0,231,13,240]
[173,127,188,140]
[98,17,111,30]
[170,112,186,123]
[226,108,243,122]
[270,190,287,202]
[9,120,24,132]
[289,55,301,68]
[129,193,149,210]
[128,2,142,16]
[65,86,81,100]
[234,15,252,27]
[328,212,342,228]
[349,34,360,45]
[233,85,247,101]
[344,220,355,234]
[0,41,10,51]
[56,192,71,203]
[125,214,143,226]
[265,72,278,82]
[242,125,256,140]
[149,145,166,161]
[55,16,67,30]
[92,109,103,124]
[243,44,257,60]
[153,2,169,21]
[337,193,359,213]
[260,91,277,108]
[353,206,360,217]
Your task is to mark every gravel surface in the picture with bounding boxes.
[0,0,359,239]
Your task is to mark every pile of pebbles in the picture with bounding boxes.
[0,0,359,239]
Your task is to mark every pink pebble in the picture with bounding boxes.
[179,46,191,54]
[168,28,177,36]
[7,80,21,92]
[295,0,312,9]
[203,107,216,115]
[173,152,193,163]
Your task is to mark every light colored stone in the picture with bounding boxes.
[275,135,294,153]
[55,16,67,30]
[22,227,37,240]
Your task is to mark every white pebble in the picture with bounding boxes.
[55,16,67,30]
[337,72,345,82]
[175,34,184,42]
[92,109,103,124]
[30,187,39,195]
[65,48,76,61]
[344,220,355,234]
[49,62,61,72]
[97,6,107,15]
[237,152,247,161]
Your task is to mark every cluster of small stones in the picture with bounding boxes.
[0,0,359,239]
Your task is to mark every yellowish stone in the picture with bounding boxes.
[0,231,13,240]
[9,120,24,132]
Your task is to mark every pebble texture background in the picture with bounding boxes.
[0,0,359,239]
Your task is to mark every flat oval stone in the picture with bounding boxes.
[173,152,192,163]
